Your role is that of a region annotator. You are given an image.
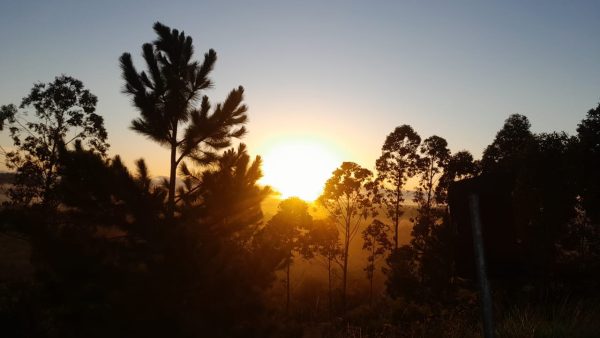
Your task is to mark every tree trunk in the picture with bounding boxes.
[286,261,291,314]
[43,166,54,208]
[342,222,350,313]
[369,273,374,306]
[394,175,401,249]
[168,139,177,220]
[369,245,375,306]
[42,136,58,209]
[328,257,332,318]
[394,198,400,249]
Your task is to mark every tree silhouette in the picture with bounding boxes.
[255,197,312,313]
[506,132,579,274]
[120,22,247,219]
[423,150,478,297]
[168,145,277,336]
[0,76,108,208]
[361,219,392,305]
[569,104,600,272]
[303,218,342,317]
[318,161,377,311]
[435,150,479,205]
[375,125,421,249]
[178,143,271,237]
[383,135,470,301]
[411,135,449,257]
[576,103,600,224]
[57,143,165,238]
[384,245,419,300]
[16,143,168,338]
[57,143,277,337]
[481,114,534,174]
[479,115,580,275]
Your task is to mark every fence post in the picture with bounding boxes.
[468,193,494,338]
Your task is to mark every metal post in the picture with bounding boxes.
[468,193,494,338]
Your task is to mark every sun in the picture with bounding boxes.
[260,138,342,201]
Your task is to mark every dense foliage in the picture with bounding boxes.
[0,76,108,208]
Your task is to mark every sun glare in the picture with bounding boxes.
[260,138,342,201]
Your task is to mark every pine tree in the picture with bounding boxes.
[120,22,247,219]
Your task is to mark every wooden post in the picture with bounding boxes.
[468,193,494,338]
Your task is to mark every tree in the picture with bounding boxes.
[569,104,600,273]
[178,143,272,237]
[19,145,166,338]
[435,150,479,205]
[120,22,247,219]
[481,114,534,174]
[57,144,165,235]
[318,161,377,311]
[514,132,579,273]
[255,197,312,313]
[576,103,600,224]
[152,144,276,336]
[411,135,449,257]
[481,114,578,275]
[375,125,421,249]
[384,245,419,300]
[420,150,477,297]
[24,143,279,337]
[303,218,342,317]
[361,219,392,305]
[0,75,108,207]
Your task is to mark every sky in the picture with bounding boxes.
[1,0,599,177]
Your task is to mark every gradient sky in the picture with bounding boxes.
[1,0,599,176]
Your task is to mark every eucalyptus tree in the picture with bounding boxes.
[255,197,312,313]
[481,114,534,174]
[375,125,421,249]
[411,135,449,256]
[120,22,247,218]
[303,218,342,317]
[318,161,377,310]
[435,150,479,204]
[0,75,108,207]
[362,219,392,304]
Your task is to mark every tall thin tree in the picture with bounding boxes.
[362,219,392,305]
[318,162,377,311]
[375,125,421,249]
[411,135,449,257]
[303,219,342,317]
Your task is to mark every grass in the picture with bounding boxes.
[286,294,600,338]
[496,298,600,338]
